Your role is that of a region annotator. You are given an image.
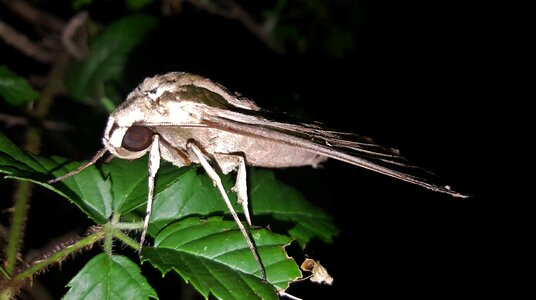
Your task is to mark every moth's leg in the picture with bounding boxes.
[140,134,161,249]
[278,291,303,300]
[187,141,267,282]
[213,153,251,226]
[48,148,108,183]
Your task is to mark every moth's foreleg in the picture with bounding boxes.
[186,141,267,282]
[48,148,108,183]
[213,153,251,226]
[140,134,161,249]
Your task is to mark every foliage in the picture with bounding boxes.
[0,129,336,298]
[0,1,354,298]
[63,253,157,300]
[65,14,158,106]
[0,66,39,106]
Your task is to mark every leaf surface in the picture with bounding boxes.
[0,132,112,223]
[65,14,157,103]
[143,217,301,300]
[64,253,157,300]
[0,65,39,106]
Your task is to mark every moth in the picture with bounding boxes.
[49,72,467,281]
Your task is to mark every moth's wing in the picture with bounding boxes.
[199,107,467,198]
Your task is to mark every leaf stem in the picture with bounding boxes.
[112,229,140,250]
[114,221,144,230]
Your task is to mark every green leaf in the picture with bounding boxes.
[147,167,339,247]
[249,169,340,247]
[65,15,157,103]
[145,165,234,235]
[143,217,301,300]
[0,131,337,244]
[0,66,40,106]
[0,131,337,298]
[0,130,48,176]
[0,132,112,223]
[149,164,333,246]
[45,157,113,223]
[64,253,157,299]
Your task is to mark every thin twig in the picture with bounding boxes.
[184,0,283,53]
[0,113,73,131]
[0,20,55,63]
[24,230,87,264]
[0,114,27,127]
[62,12,89,60]
[0,0,64,31]
[0,228,105,292]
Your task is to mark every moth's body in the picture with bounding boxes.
[104,72,329,173]
[103,72,463,197]
[50,71,467,282]
[155,126,327,169]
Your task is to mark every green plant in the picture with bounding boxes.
[0,131,337,298]
[0,2,343,298]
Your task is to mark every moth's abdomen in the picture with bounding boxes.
[243,139,328,169]
[212,131,328,168]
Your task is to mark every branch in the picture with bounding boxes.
[0,20,55,64]
[0,0,88,63]
[0,0,64,31]
[184,0,284,53]
[0,227,105,293]
[0,113,73,131]
[62,12,89,60]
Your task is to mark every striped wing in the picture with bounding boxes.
[198,105,467,198]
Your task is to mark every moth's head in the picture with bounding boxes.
[100,74,185,159]
[103,119,154,160]
[102,72,207,160]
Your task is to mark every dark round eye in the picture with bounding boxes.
[121,126,153,151]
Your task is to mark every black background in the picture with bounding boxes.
[1,0,508,298]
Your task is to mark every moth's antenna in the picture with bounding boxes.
[48,148,108,183]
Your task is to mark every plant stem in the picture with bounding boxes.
[103,223,113,256]
[1,228,105,294]
[3,127,41,277]
[104,216,142,252]
[3,182,32,276]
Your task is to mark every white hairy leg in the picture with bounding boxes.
[140,134,161,249]
[187,141,266,281]
[213,153,251,226]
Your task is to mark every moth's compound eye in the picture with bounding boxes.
[121,126,153,151]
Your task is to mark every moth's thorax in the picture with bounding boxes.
[131,72,260,111]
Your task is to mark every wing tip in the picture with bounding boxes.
[441,185,471,198]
